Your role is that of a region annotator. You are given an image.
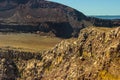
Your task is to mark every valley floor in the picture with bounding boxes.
[0,33,62,52]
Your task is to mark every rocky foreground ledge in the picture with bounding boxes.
[0,26,120,80]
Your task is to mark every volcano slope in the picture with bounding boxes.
[0,0,120,38]
[0,26,120,80]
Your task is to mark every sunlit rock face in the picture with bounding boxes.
[0,0,120,38]
[0,27,120,80]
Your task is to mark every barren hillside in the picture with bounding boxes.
[0,0,120,38]
[0,26,120,80]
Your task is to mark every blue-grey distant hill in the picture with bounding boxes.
[91,15,120,20]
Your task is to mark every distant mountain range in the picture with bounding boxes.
[91,15,120,20]
[0,0,120,38]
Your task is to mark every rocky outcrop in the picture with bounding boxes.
[0,58,19,80]
[0,0,120,38]
[0,26,120,80]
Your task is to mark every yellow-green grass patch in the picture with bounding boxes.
[0,33,62,52]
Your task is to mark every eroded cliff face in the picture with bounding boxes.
[0,0,120,38]
[0,26,120,80]
[0,0,87,38]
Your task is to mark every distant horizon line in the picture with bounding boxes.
[87,15,120,16]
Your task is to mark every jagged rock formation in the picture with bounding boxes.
[0,0,120,38]
[0,26,120,80]
[0,58,19,80]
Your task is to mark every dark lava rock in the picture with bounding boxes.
[0,0,120,38]
[0,58,19,80]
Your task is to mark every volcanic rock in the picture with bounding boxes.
[0,0,120,38]
[0,26,120,80]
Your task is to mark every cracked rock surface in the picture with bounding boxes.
[0,26,120,80]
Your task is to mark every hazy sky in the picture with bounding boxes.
[48,0,120,15]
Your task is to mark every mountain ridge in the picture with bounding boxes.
[0,0,120,38]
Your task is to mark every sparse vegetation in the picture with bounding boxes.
[0,33,62,52]
[98,70,120,80]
